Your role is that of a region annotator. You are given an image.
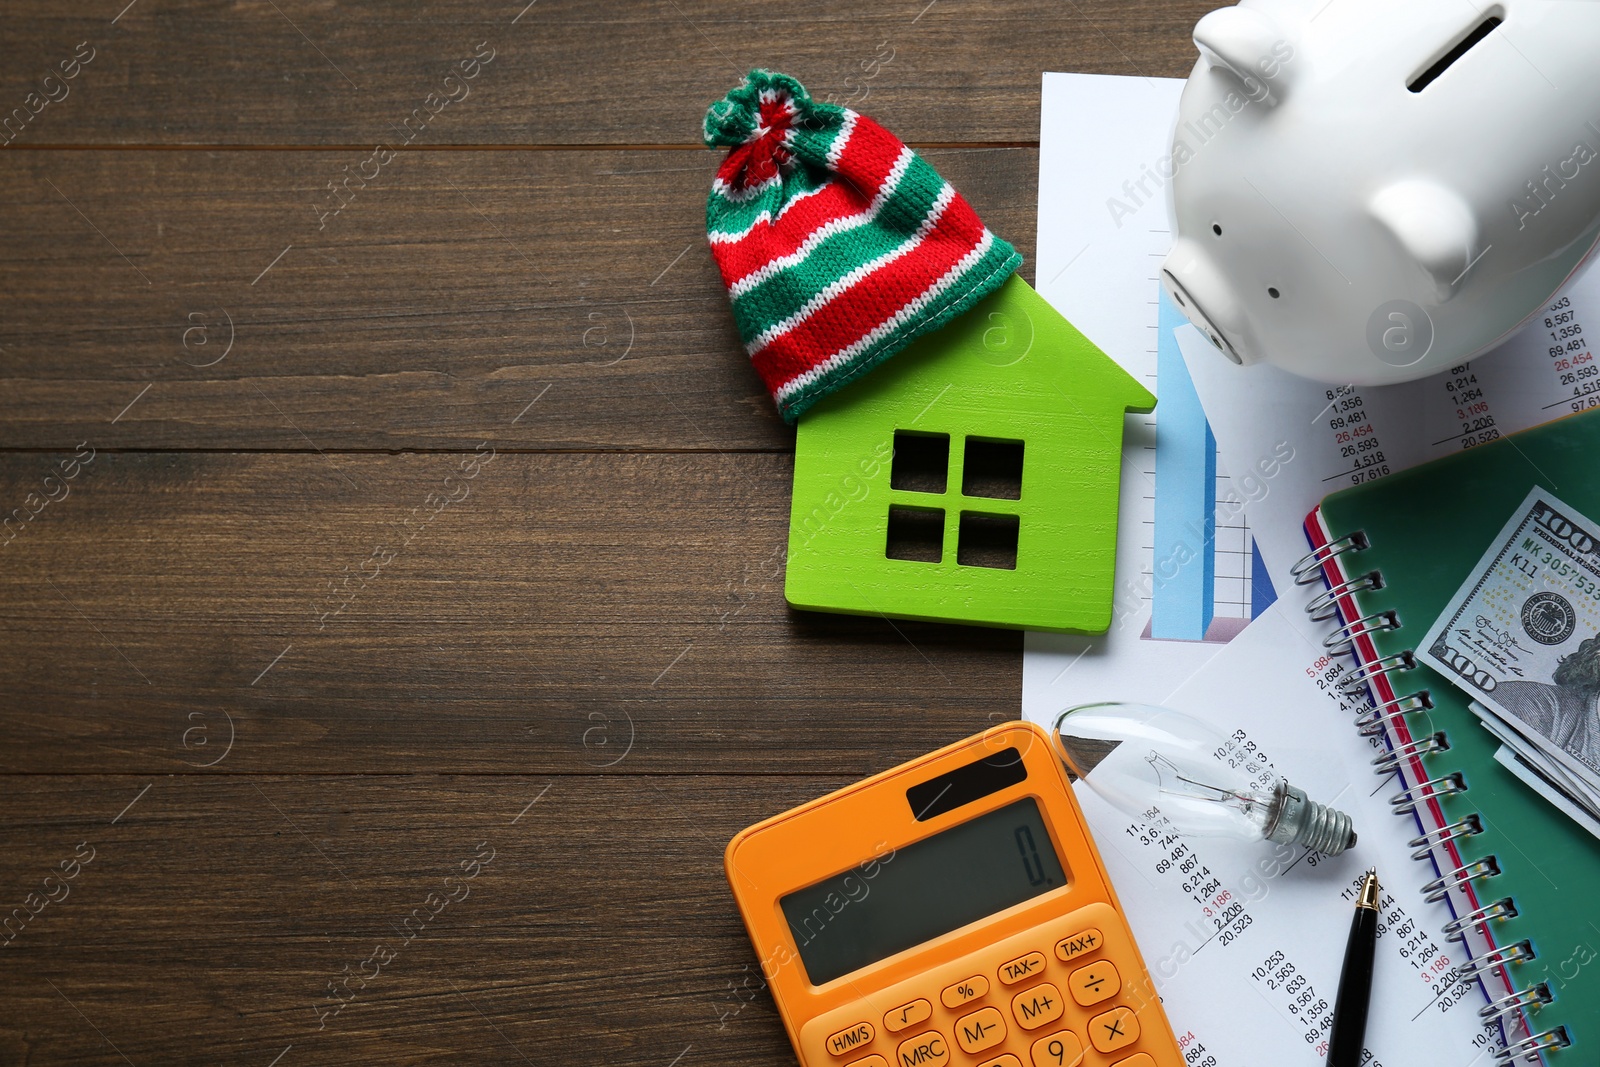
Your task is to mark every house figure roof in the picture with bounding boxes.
[785,274,1155,634]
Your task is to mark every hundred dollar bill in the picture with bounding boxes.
[1417,488,1600,789]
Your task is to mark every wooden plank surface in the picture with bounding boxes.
[0,147,1035,451]
[0,2,1206,1064]
[1,0,1209,146]
[0,450,1017,775]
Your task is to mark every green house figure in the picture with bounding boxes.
[785,276,1156,634]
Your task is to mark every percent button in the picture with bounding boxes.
[941,974,990,1009]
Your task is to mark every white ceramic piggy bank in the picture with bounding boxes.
[1162,0,1600,384]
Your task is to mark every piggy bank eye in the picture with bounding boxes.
[1268,287,1281,299]
[1212,223,1222,236]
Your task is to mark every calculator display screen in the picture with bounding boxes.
[779,797,1066,985]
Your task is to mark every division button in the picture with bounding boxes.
[940,974,990,1009]
[1067,960,1121,1006]
[883,999,932,1034]
[998,950,1048,985]
[1054,927,1104,962]
[893,1030,951,1067]
[1010,982,1064,1031]
[826,1021,876,1058]
[954,1007,1007,1055]
[1089,1006,1139,1054]
[1029,1027,1084,1067]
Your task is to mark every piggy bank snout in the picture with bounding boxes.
[1162,238,1250,365]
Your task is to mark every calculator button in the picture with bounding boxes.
[1067,960,1121,1006]
[1029,1028,1084,1067]
[1109,1055,1155,1067]
[1089,1006,1139,1054]
[1010,982,1064,1030]
[1054,927,1104,962]
[974,1057,1022,1067]
[893,1030,951,1067]
[954,1007,1007,1055]
[940,974,990,1008]
[883,998,932,1034]
[998,950,1048,985]
[826,1021,876,1057]
[843,1059,888,1067]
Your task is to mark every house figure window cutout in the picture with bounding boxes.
[785,275,1155,634]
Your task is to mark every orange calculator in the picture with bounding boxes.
[725,721,1183,1067]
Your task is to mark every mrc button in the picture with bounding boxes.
[827,1021,875,1057]
[894,1030,951,1067]
[1055,927,1104,962]
[998,950,1048,985]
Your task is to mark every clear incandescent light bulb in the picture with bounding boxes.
[1053,702,1357,855]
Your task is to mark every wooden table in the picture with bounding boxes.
[0,4,1206,1062]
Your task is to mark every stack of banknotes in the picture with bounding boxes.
[1418,489,1600,839]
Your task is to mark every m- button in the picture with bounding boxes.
[1010,982,1064,1031]
[954,1007,1007,1055]
[998,950,1048,985]
[1054,927,1104,962]
[827,1021,876,1057]
[1068,961,1121,1006]
[894,1030,951,1067]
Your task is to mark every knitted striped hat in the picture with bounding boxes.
[704,71,1022,424]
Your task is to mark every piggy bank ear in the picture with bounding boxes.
[1368,180,1480,300]
[1193,7,1294,107]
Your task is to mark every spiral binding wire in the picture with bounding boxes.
[1293,534,1566,1059]
[1338,651,1416,696]
[1354,692,1432,736]
[1323,609,1400,654]
[1372,731,1448,774]
[1390,772,1468,815]
[1479,981,1551,1024]
[1442,896,1517,942]
[1408,813,1482,860]
[1420,855,1499,903]
[1496,1025,1570,1064]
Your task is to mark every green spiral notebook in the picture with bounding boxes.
[1303,407,1600,1064]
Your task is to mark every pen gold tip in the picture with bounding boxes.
[1357,869,1380,911]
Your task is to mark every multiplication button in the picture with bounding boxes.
[1089,1006,1139,1054]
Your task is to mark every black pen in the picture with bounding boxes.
[1327,869,1380,1067]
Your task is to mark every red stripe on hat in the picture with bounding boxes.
[830,114,910,202]
[710,181,866,285]
[749,209,987,394]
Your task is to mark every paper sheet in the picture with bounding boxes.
[1026,604,1501,1065]
[1026,73,1273,716]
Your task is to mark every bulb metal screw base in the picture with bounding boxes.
[1265,781,1357,855]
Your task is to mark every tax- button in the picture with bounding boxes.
[998,950,1048,985]
[1089,1006,1139,1054]
[1054,927,1104,962]
[1067,960,1121,1006]
[884,999,932,1033]
[940,974,989,1009]
[954,1007,1007,1055]
[1010,982,1064,1031]
[827,1021,875,1057]
[893,1030,950,1067]
[1029,1028,1084,1067]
